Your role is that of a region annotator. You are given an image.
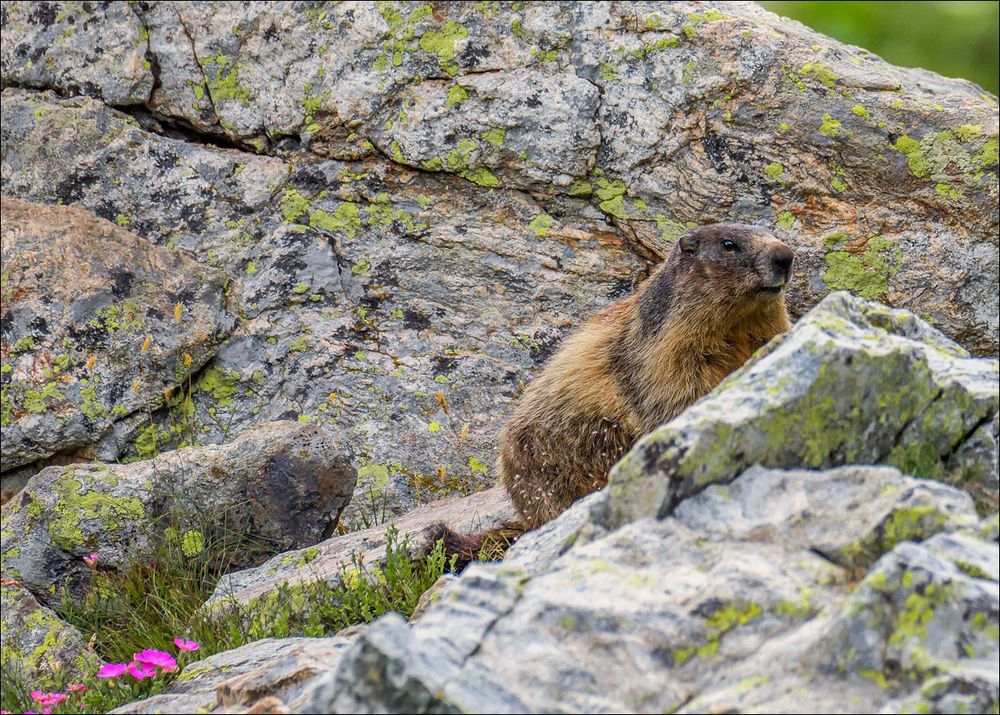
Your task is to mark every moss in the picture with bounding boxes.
[419,21,468,75]
[196,366,240,406]
[775,210,795,229]
[309,202,361,239]
[180,530,204,558]
[763,162,784,180]
[823,234,901,300]
[446,84,468,107]
[280,189,311,223]
[48,468,145,551]
[528,213,554,237]
[819,112,842,137]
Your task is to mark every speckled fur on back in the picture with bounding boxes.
[499,224,794,529]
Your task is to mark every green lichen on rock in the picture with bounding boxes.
[419,21,468,75]
[763,162,784,180]
[528,213,554,237]
[463,167,499,187]
[798,62,838,88]
[280,188,311,223]
[481,127,506,146]
[446,84,468,107]
[310,202,361,238]
[823,234,901,300]
[819,112,841,137]
[47,468,145,551]
[655,214,697,242]
[835,506,950,574]
[775,210,795,229]
[196,366,240,406]
[595,177,628,218]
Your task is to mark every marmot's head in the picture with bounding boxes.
[672,223,794,303]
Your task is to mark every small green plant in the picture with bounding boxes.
[2,512,454,714]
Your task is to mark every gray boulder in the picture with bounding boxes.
[320,465,994,714]
[0,421,355,605]
[0,196,233,475]
[606,291,999,528]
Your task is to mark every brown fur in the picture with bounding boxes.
[499,224,794,529]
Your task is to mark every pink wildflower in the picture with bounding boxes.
[134,648,177,671]
[173,637,200,652]
[67,683,88,693]
[127,661,157,680]
[97,662,129,678]
[82,553,99,568]
[30,692,67,707]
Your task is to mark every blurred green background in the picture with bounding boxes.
[760,1,999,95]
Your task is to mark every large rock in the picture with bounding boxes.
[318,465,996,714]
[0,421,356,605]
[2,1,996,354]
[1,0,998,519]
[0,196,233,475]
[110,635,359,715]
[206,486,516,613]
[606,291,1000,527]
[0,582,100,691]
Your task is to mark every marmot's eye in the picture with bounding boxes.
[722,239,738,252]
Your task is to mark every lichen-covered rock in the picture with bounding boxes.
[0,583,100,691]
[3,1,996,354]
[606,291,1000,528]
[206,486,516,614]
[1,0,998,518]
[0,421,356,606]
[0,197,233,476]
[0,2,152,105]
[110,635,360,714]
[319,465,995,714]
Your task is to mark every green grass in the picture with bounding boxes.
[1,513,455,714]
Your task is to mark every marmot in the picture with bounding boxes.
[499,223,794,529]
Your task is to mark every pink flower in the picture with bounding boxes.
[30,692,67,707]
[127,661,157,680]
[134,648,177,671]
[173,638,200,652]
[67,683,88,693]
[97,662,129,678]
[82,553,99,568]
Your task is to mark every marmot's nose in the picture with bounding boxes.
[771,244,794,275]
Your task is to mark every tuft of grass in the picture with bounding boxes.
[3,506,454,714]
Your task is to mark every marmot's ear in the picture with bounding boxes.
[679,232,699,254]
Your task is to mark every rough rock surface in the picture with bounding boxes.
[607,291,1000,527]
[206,485,516,612]
[0,421,356,605]
[0,582,100,691]
[0,196,233,478]
[2,0,998,521]
[110,634,360,715]
[320,465,997,714]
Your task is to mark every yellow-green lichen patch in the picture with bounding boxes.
[798,62,838,88]
[464,167,499,187]
[595,177,628,218]
[528,213,554,237]
[775,210,795,229]
[23,382,66,413]
[419,21,468,75]
[835,506,949,575]
[196,366,241,406]
[352,258,372,276]
[656,215,697,242]
[822,233,901,301]
[567,179,592,197]
[288,336,308,353]
[481,127,506,146]
[763,162,784,181]
[446,84,468,107]
[48,468,145,551]
[819,112,842,137]
[201,55,251,106]
[851,104,872,120]
[310,202,361,239]
[280,189,311,223]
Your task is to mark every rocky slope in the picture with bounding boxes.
[1,2,998,713]
[2,0,998,519]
